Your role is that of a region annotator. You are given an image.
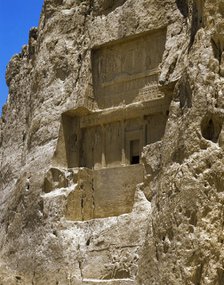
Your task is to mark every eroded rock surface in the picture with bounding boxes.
[0,0,224,284]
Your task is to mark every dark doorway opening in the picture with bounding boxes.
[130,140,140,165]
[131,155,140,164]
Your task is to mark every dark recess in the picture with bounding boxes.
[189,0,204,49]
[201,116,222,143]
[131,155,140,165]
[175,74,192,109]
[211,38,224,64]
[176,0,189,17]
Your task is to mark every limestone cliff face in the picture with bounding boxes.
[0,0,224,284]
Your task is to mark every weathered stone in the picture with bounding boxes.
[0,0,224,284]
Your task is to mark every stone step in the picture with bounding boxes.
[82,279,135,285]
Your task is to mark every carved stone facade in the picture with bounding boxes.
[92,28,167,108]
[50,29,171,222]
[2,1,223,284]
[62,100,170,170]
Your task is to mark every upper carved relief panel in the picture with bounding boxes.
[92,28,167,108]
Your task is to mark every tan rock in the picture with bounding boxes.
[0,0,224,284]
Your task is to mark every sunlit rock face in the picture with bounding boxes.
[0,0,224,284]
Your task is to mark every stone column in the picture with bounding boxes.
[101,124,106,168]
[121,119,126,165]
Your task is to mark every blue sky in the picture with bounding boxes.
[0,0,43,115]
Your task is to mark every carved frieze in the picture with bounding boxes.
[92,28,167,108]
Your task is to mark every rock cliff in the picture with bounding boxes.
[0,0,224,284]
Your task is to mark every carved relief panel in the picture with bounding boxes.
[92,28,167,108]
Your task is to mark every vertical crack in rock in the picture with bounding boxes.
[74,1,94,89]
[91,178,95,218]
[189,0,204,49]
[176,0,189,18]
[211,38,223,64]
[175,72,192,109]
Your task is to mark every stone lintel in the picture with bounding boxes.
[80,96,171,128]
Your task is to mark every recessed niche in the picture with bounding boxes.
[130,139,140,165]
[92,28,167,108]
[201,115,222,143]
[60,105,169,170]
